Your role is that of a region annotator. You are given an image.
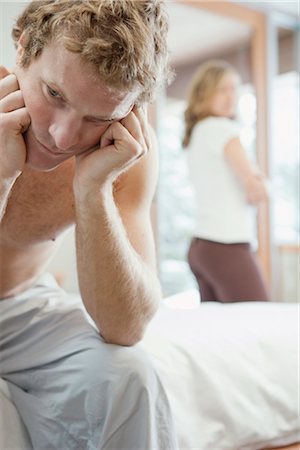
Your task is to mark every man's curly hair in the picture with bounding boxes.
[12,0,173,104]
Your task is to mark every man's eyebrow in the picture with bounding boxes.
[86,104,134,123]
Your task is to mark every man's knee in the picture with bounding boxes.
[55,340,175,448]
[76,342,164,431]
[83,341,161,396]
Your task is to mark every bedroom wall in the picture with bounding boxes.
[167,31,296,101]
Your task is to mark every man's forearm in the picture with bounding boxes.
[74,185,161,346]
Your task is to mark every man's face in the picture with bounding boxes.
[14,40,137,171]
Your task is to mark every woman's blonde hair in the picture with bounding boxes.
[182,60,237,147]
[12,0,173,105]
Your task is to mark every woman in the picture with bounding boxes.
[183,60,270,302]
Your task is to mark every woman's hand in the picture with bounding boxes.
[245,172,269,205]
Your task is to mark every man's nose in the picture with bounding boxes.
[48,112,81,151]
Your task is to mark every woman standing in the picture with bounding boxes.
[183,60,270,302]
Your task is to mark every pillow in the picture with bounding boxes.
[141,295,299,449]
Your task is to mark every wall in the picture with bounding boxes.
[167,30,295,100]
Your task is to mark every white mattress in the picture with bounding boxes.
[142,294,299,449]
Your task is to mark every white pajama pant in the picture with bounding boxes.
[0,273,178,450]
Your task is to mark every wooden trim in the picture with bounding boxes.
[179,0,263,27]
[264,443,300,450]
[251,16,272,284]
[278,245,300,254]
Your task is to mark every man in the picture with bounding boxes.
[0,1,178,448]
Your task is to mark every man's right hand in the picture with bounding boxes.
[0,65,31,180]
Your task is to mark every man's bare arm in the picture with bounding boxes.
[74,114,161,346]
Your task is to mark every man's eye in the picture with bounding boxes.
[47,86,60,98]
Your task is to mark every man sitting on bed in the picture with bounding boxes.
[0,0,178,448]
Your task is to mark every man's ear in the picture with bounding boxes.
[16,32,26,64]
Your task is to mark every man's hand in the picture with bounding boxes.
[0,65,31,180]
[74,106,150,194]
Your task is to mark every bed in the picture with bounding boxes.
[0,290,299,449]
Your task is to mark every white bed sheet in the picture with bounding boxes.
[142,294,299,449]
[0,292,299,450]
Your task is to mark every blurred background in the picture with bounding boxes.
[153,0,300,302]
[1,0,299,301]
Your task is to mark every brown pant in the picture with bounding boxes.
[187,238,270,302]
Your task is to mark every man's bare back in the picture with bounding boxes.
[0,159,75,297]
